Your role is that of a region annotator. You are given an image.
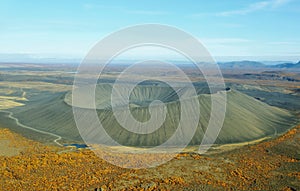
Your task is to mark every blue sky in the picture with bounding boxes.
[1,0,300,62]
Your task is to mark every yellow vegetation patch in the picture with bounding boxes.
[0,125,299,190]
[0,96,27,110]
[0,81,71,92]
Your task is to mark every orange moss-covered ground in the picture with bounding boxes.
[0,125,299,190]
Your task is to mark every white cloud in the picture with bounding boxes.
[197,38,253,57]
[200,38,251,44]
[218,23,245,28]
[83,3,93,10]
[126,10,169,16]
[218,1,269,16]
[82,3,169,16]
[267,41,298,45]
[272,0,292,7]
[218,0,292,16]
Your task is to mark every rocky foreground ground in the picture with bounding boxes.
[0,124,299,191]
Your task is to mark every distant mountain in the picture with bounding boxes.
[218,60,300,69]
[218,61,266,69]
[270,61,300,69]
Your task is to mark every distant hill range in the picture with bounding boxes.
[270,61,300,69]
[218,60,300,69]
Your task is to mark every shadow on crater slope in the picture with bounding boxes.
[64,83,297,146]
